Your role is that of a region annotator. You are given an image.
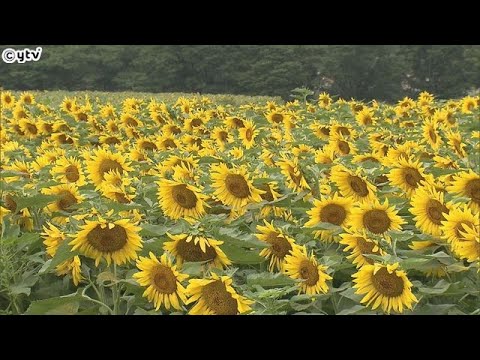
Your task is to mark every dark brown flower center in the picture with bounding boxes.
[404,167,424,188]
[299,260,320,286]
[338,140,350,154]
[426,199,449,225]
[364,209,391,234]
[465,179,480,204]
[163,139,177,149]
[99,159,124,180]
[171,184,198,209]
[355,237,380,264]
[245,128,254,141]
[26,123,37,135]
[57,191,78,212]
[232,117,245,128]
[429,129,437,144]
[455,221,475,241]
[3,194,17,212]
[349,176,369,197]
[202,280,238,315]
[152,265,177,294]
[65,165,80,182]
[320,204,347,225]
[176,237,217,262]
[371,267,404,297]
[225,174,250,198]
[141,141,157,151]
[104,136,120,145]
[86,224,128,252]
[259,184,275,202]
[190,118,203,127]
[266,233,292,259]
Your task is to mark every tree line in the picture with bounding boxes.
[1,45,479,101]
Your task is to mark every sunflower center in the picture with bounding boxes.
[202,280,238,315]
[245,128,254,141]
[320,204,347,225]
[57,191,78,212]
[232,117,245,128]
[170,126,182,135]
[338,140,350,154]
[87,224,128,253]
[363,209,391,234]
[163,139,177,149]
[125,117,138,127]
[429,129,437,143]
[141,141,157,151]
[299,260,320,286]
[26,123,38,135]
[56,134,74,144]
[17,110,27,119]
[4,194,17,212]
[465,179,480,204]
[360,157,379,163]
[267,233,292,259]
[104,136,120,145]
[356,237,379,264]
[225,174,250,198]
[171,184,198,209]
[426,199,448,225]
[455,221,475,241]
[152,265,177,294]
[259,184,274,202]
[77,113,88,122]
[271,114,283,123]
[99,159,124,179]
[404,167,424,188]
[371,267,404,297]
[43,123,53,133]
[349,176,369,197]
[219,131,228,141]
[191,118,203,127]
[176,237,217,262]
[320,127,330,136]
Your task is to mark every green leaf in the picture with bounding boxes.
[13,194,60,211]
[418,280,451,295]
[25,293,82,315]
[39,240,79,274]
[247,273,294,287]
[140,224,168,237]
[221,243,265,264]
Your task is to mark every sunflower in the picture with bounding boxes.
[461,96,477,114]
[283,245,332,295]
[455,224,480,263]
[86,148,132,187]
[70,218,142,266]
[238,119,259,149]
[305,193,353,242]
[329,135,357,156]
[163,233,231,269]
[60,97,76,113]
[387,157,429,197]
[225,116,245,129]
[41,183,84,215]
[184,114,205,132]
[256,220,296,272]
[257,180,283,218]
[423,118,442,150]
[265,110,288,126]
[51,156,86,186]
[211,127,233,150]
[211,163,263,210]
[51,133,75,146]
[355,108,376,126]
[132,252,188,311]
[331,122,357,139]
[13,105,29,120]
[157,179,206,220]
[185,274,253,315]
[277,157,311,192]
[310,122,331,140]
[446,131,466,158]
[318,92,332,109]
[1,91,15,108]
[55,256,83,286]
[350,199,405,235]
[172,162,199,183]
[3,160,31,183]
[447,170,480,212]
[330,164,376,202]
[353,263,417,314]
[157,134,180,150]
[340,229,385,268]
[441,203,479,251]
[42,222,66,257]
[409,183,450,236]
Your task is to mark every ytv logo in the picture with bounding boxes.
[2,47,43,64]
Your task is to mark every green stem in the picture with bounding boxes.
[112,264,120,315]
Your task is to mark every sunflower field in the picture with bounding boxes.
[0,90,479,315]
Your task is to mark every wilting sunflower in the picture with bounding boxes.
[305,193,353,242]
[350,199,405,235]
[70,218,142,266]
[283,245,332,295]
[256,220,296,272]
[42,183,84,215]
[423,118,442,150]
[277,157,311,192]
[238,119,259,149]
[410,183,450,236]
[340,229,385,268]
[42,222,66,257]
[133,252,188,311]
[56,256,83,286]
[441,203,479,251]
[447,170,480,213]
[186,273,253,315]
[330,164,376,202]
[353,263,417,314]
[86,148,132,187]
[157,179,206,220]
[387,157,429,197]
[163,233,231,269]
[51,156,86,186]
[211,163,263,210]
